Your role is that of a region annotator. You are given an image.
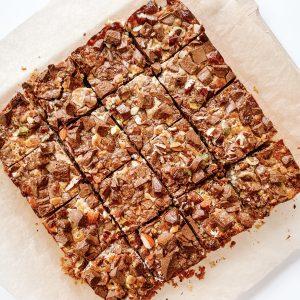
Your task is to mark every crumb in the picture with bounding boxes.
[230,241,236,248]
[257,240,260,244]
[83,32,87,37]
[255,220,265,230]
[253,85,259,94]
[286,234,291,240]
[38,56,41,59]
[187,284,193,291]
[293,204,296,209]
[181,292,183,295]
[21,66,27,71]
[297,147,300,150]
[209,257,226,268]
[195,266,206,280]
[35,222,38,226]
[178,269,195,282]
[168,279,178,288]
[36,229,39,232]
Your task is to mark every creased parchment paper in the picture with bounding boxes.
[0,0,299,299]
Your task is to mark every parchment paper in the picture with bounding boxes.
[0,1,299,299]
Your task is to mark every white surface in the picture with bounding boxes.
[0,1,299,300]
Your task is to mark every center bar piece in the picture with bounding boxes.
[158,31,235,117]
[141,118,218,197]
[99,156,171,234]
[60,107,136,192]
[128,208,206,281]
[72,22,147,99]
[102,73,181,150]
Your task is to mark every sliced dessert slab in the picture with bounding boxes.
[72,22,146,99]
[126,0,201,63]
[158,31,235,117]
[102,73,181,150]
[228,140,300,219]
[6,140,82,217]
[99,156,171,234]
[175,177,255,251]
[192,80,277,164]
[44,184,121,261]
[81,238,158,299]
[0,93,52,167]
[23,58,98,131]
[141,118,218,197]
[128,208,206,281]
[60,107,136,191]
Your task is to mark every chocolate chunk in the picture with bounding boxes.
[95,120,110,137]
[190,47,207,64]
[160,251,177,280]
[180,55,198,75]
[157,231,174,246]
[212,209,235,230]
[197,67,213,85]
[104,30,121,45]
[52,161,71,182]
[164,209,179,224]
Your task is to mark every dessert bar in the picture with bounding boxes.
[60,106,136,191]
[192,80,277,164]
[126,0,200,63]
[141,118,218,197]
[44,184,121,261]
[0,93,52,167]
[228,140,300,219]
[7,140,82,217]
[99,156,171,233]
[159,31,235,117]
[175,177,255,251]
[102,73,181,149]
[128,208,206,281]
[72,22,147,99]
[23,58,98,131]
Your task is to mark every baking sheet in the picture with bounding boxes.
[0,0,299,299]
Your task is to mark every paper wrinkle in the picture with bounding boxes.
[0,0,299,299]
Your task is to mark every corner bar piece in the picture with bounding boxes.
[228,140,300,219]
[0,93,52,167]
[44,184,121,262]
[82,238,158,300]
[72,22,147,99]
[99,156,171,234]
[192,80,277,164]
[141,118,218,197]
[23,58,98,131]
[60,107,136,191]
[128,208,206,281]
[159,31,235,117]
[102,73,181,150]
[126,0,201,63]
[6,140,82,217]
[175,177,255,251]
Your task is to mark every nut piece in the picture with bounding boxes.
[140,233,155,249]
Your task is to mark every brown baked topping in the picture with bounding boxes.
[103,73,181,149]
[175,178,252,250]
[126,0,201,63]
[23,58,97,131]
[0,93,52,167]
[72,22,146,99]
[192,80,277,164]
[81,238,158,299]
[44,184,121,261]
[159,31,235,117]
[100,157,171,233]
[128,208,206,281]
[7,140,82,217]
[61,106,136,191]
[228,140,300,219]
[141,118,218,197]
